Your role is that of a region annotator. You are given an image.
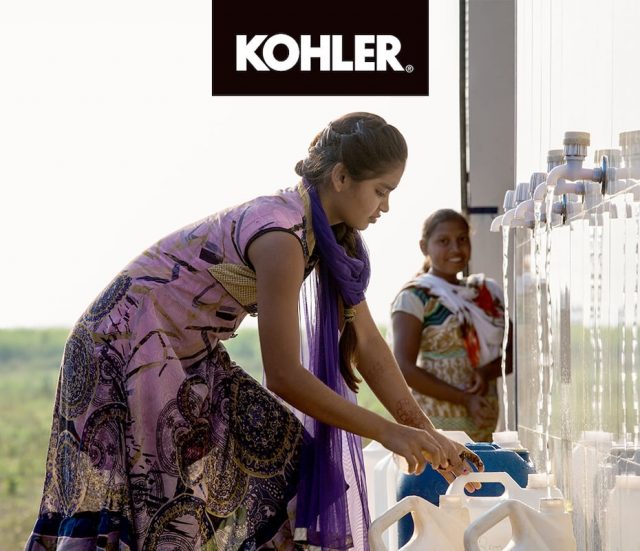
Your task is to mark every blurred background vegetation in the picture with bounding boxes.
[0,327,389,551]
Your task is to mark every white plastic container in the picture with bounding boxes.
[605,475,640,551]
[492,431,524,450]
[371,430,474,551]
[438,429,474,445]
[525,473,563,501]
[464,497,577,551]
[445,471,559,550]
[369,495,469,551]
[373,452,401,550]
[364,441,392,516]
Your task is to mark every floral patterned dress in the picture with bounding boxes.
[26,184,319,550]
[391,275,505,442]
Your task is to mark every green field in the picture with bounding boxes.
[0,328,389,551]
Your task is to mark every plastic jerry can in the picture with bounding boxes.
[605,475,640,551]
[364,440,393,516]
[464,497,577,551]
[369,494,469,551]
[397,444,535,547]
[524,473,563,501]
[445,471,559,550]
[375,431,473,550]
[492,431,534,468]
[467,443,534,492]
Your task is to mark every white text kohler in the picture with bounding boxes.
[236,34,405,71]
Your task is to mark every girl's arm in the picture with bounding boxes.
[352,301,484,482]
[351,301,439,428]
[248,231,449,473]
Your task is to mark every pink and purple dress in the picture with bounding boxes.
[26,185,321,550]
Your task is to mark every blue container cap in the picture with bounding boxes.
[467,443,500,451]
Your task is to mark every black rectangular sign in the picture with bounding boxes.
[212,0,429,96]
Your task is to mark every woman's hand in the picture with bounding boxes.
[464,394,494,428]
[465,370,488,396]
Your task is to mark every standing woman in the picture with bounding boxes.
[26,114,480,551]
[391,209,513,443]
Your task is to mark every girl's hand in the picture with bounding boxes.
[430,434,484,492]
[377,422,484,494]
[378,421,449,475]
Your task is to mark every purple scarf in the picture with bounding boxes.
[295,181,371,550]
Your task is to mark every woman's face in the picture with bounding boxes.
[329,163,405,230]
[423,218,471,282]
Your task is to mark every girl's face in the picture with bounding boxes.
[422,218,471,283]
[329,163,405,230]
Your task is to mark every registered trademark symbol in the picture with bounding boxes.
[405,64,414,73]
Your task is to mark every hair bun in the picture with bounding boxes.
[295,159,305,177]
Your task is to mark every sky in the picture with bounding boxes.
[0,0,460,328]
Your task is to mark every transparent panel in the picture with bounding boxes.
[514,0,640,548]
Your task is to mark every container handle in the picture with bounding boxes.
[445,470,521,498]
[463,499,521,551]
[369,496,434,551]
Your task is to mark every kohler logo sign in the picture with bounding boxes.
[236,35,408,73]
[212,0,429,95]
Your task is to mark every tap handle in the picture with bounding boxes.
[600,155,609,196]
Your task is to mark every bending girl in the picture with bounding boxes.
[27,114,480,551]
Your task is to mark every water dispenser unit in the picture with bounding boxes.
[594,148,626,202]
[594,148,622,168]
[501,195,519,229]
[529,172,547,196]
[557,131,592,193]
[530,132,611,228]
[524,149,562,204]
[464,497,577,551]
[513,182,530,205]
[536,201,566,227]
[547,149,565,171]
[499,173,555,230]
[618,130,640,202]
[583,180,603,210]
[619,129,640,172]
[491,189,517,232]
[511,183,536,228]
[511,174,550,229]
[594,148,630,218]
[533,131,607,201]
